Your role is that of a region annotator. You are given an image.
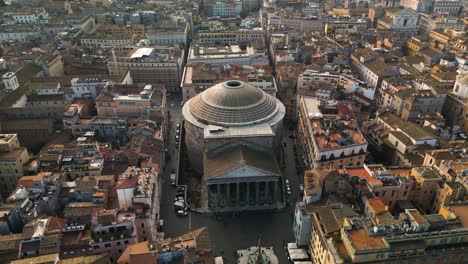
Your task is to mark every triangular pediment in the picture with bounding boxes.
[206,164,280,182]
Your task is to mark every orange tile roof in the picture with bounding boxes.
[346,167,383,187]
[368,198,387,214]
[408,210,427,225]
[348,229,387,251]
[46,217,66,230]
[388,168,412,176]
[449,205,468,228]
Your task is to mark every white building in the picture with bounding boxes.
[71,78,109,99]
[293,202,312,247]
[212,0,243,17]
[187,45,269,66]
[2,72,19,91]
[0,25,41,43]
[12,9,49,24]
[453,71,468,98]
[116,167,157,209]
[28,82,62,95]
[433,0,463,16]
[419,14,465,34]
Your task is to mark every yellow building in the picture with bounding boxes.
[0,134,30,197]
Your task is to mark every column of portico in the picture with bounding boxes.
[226,183,231,206]
[273,180,279,204]
[264,181,270,203]
[255,181,260,205]
[236,182,240,207]
[217,184,221,208]
[246,182,250,205]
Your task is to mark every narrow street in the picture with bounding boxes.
[159,94,189,237]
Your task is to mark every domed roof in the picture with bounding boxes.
[188,80,283,127]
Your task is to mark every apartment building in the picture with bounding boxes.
[71,78,110,99]
[432,0,463,16]
[364,111,438,165]
[310,203,468,264]
[298,97,368,170]
[211,0,243,17]
[145,19,189,46]
[350,48,400,100]
[419,14,465,34]
[96,83,165,118]
[187,44,269,66]
[91,209,138,262]
[80,34,135,49]
[0,134,31,198]
[107,47,184,92]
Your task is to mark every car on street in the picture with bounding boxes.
[286,186,292,196]
[299,184,304,195]
[285,179,290,186]
[174,197,185,202]
[177,186,185,192]
[180,101,185,106]
[175,135,179,141]
[175,141,179,148]
[174,201,185,209]
[177,209,188,216]
[177,123,181,129]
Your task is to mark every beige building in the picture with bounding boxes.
[298,97,368,170]
[107,47,184,92]
[0,134,30,198]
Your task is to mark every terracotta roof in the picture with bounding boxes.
[368,198,387,214]
[347,229,387,251]
[46,217,67,230]
[117,241,153,263]
[0,147,27,160]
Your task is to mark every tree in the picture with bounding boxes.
[239,11,247,19]
[0,0,5,7]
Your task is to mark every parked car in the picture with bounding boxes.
[174,201,185,209]
[174,197,184,202]
[285,179,290,186]
[177,123,181,129]
[299,184,304,195]
[177,209,188,216]
[286,186,292,196]
[180,101,185,106]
